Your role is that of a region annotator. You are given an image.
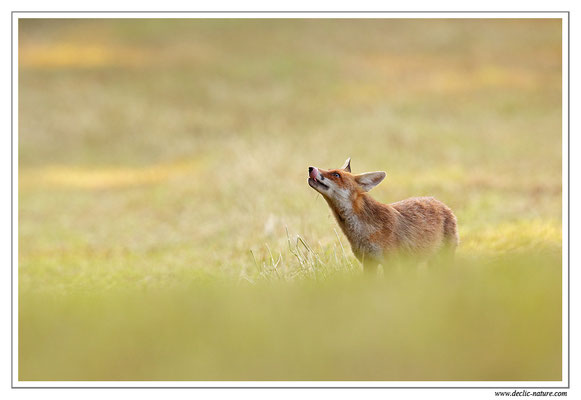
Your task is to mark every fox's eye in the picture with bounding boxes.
[331,172,341,178]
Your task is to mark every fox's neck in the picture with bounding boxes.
[325,191,392,241]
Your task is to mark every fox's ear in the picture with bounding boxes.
[341,157,351,173]
[355,171,386,192]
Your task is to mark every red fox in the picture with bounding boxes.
[308,158,459,273]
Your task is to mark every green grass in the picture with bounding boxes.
[18,18,563,381]
[20,254,561,381]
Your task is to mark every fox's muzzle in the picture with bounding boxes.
[308,166,330,192]
[308,166,318,180]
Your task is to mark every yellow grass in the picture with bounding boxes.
[19,160,203,189]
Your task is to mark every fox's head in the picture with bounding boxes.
[308,158,386,207]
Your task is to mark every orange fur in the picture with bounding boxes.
[308,159,459,272]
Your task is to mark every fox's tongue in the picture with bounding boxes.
[309,167,319,180]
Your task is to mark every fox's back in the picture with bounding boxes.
[390,196,458,253]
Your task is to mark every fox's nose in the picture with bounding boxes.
[309,166,319,180]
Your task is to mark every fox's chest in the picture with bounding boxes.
[341,216,383,259]
[349,240,384,263]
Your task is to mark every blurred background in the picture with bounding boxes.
[18,18,562,381]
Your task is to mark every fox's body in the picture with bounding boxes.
[308,158,458,272]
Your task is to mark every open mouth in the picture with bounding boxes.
[308,177,329,190]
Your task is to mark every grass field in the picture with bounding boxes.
[18,18,563,381]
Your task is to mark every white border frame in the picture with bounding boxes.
[11,11,570,389]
